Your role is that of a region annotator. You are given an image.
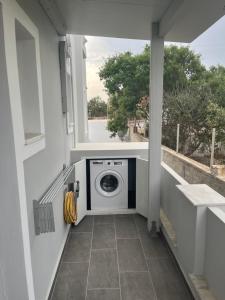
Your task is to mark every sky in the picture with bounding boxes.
[86,16,225,102]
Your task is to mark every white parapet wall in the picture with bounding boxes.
[71,142,149,162]
[161,163,225,300]
[161,162,188,234]
[204,207,225,300]
[176,184,225,275]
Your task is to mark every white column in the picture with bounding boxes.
[148,23,164,231]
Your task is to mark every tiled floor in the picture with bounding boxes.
[50,214,194,300]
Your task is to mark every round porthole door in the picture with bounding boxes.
[96,170,123,197]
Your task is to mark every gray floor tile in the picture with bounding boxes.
[94,215,114,224]
[51,262,88,300]
[120,272,156,300]
[92,224,116,249]
[88,249,119,289]
[148,258,194,300]
[133,214,148,233]
[50,215,193,300]
[62,232,91,262]
[71,216,93,232]
[140,232,170,258]
[117,239,147,272]
[87,289,120,300]
[115,215,138,238]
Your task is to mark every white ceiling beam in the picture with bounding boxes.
[159,0,185,38]
[38,0,67,35]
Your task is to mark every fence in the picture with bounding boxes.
[162,124,225,173]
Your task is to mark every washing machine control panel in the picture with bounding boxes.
[92,161,103,165]
[91,160,127,167]
[114,161,122,166]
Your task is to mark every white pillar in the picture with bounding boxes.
[148,23,164,231]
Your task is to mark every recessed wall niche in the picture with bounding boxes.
[15,20,42,143]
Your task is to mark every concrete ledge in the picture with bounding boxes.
[189,274,216,300]
[177,184,225,207]
[71,142,149,162]
[74,142,148,151]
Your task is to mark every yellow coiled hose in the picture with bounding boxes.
[64,191,77,224]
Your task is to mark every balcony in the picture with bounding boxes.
[50,214,193,300]
[1,1,225,300]
[45,160,225,300]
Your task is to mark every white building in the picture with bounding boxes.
[1,0,225,299]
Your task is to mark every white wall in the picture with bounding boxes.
[161,165,199,274]
[204,207,225,300]
[71,35,88,143]
[0,4,29,299]
[161,162,188,230]
[71,142,149,162]
[161,164,225,299]
[15,0,72,299]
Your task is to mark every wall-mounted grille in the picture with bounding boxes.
[33,164,75,235]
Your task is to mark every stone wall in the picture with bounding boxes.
[162,146,225,197]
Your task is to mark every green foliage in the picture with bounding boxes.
[99,44,225,152]
[162,83,225,155]
[204,65,225,108]
[206,101,225,144]
[106,95,129,138]
[164,46,206,92]
[88,96,107,118]
[99,48,150,135]
[162,85,211,155]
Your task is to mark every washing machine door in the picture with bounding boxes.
[95,170,123,197]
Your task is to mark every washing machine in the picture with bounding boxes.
[90,159,128,210]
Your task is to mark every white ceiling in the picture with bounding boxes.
[48,0,225,42]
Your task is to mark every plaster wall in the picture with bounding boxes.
[71,35,88,143]
[0,4,29,299]
[14,0,72,299]
[161,164,225,279]
[71,142,149,162]
[204,207,225,300]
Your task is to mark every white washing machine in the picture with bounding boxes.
[90,159,128,210]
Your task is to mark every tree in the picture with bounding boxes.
[204,65,225,108]
[99,45,225,153]
[88,96,107,118]
[163,45,206,92]
[137,96,149,120]
[99,45,206,136]
[99,48,150,136]
[162,85,225,155]
[162,85,211,155]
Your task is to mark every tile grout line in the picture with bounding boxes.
[87,288,121,291]
[94,222,114,225]
[59,260,90,264]
[70,231,93,234]
[114,215,123,300]
[91,247,117,251]
[133,215,158,300]
[85,217,94,300]
[119,270,149,273]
